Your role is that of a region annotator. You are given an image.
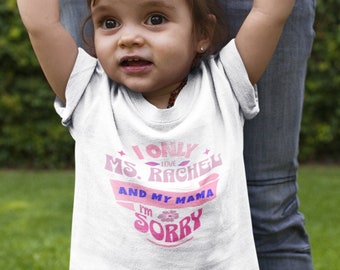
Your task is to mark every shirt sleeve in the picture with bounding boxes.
[219,39,259,120]
[54,48,98,126]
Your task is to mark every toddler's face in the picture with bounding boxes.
[91,0,206,101]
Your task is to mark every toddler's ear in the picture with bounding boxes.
[196,14,216,54]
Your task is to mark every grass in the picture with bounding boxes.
[0,166,339,269]
[0,171,74,270]
[298,165,340,270]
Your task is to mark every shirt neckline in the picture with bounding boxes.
[124,74,197,125]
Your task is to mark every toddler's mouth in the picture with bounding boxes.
[120,57,152,67]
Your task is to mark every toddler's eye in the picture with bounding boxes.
[146,15,166,25]
[102,18,120,29]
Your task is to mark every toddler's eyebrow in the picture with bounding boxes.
[91,0,176,15]
[138,0,177,11]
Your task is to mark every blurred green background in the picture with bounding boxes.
[0,0,340,168]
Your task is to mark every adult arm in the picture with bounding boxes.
[235,0,295,85]
[17,0,78,102]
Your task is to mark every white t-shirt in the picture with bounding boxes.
[55,39,259,270]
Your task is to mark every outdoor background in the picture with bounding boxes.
[0,0,339,269]
[1,0,339,168]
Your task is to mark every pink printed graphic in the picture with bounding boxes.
[158,210,179,222]
[110,174,219,210]
[106,142,223,247]
[135,208,203,247]
[178,160,190,166]
[145,162,160,166]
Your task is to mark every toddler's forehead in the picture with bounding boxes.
[90,0,186,8]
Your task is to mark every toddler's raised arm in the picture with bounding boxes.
[17,0,78,102]
[235,0,295,85]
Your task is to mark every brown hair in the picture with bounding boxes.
[84,0,229,62]
[188,0,229,56]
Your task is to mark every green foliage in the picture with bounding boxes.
[300,0,340,161]
[0,1,339,168]
[0,0,74,168]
